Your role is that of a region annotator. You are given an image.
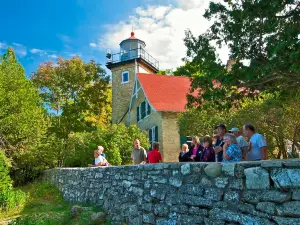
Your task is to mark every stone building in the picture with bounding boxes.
[106,32,193,162]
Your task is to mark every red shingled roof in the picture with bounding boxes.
[137,73,194,112]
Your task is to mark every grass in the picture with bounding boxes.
[0,181,109,225]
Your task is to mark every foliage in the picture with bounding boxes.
[179,0,300,108]
[64,124,150,167]
[0,48,48,149]
[31,56,111,138]
[157,69,174,76]
[0,150,26,212]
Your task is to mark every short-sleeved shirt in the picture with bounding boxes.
[148,149,162,164]
[94,155,105,166]
[246,133,267,161]
[237,136,248,148]
[223,143,242,162]
[132,147,147,164]
[215,138,225,162]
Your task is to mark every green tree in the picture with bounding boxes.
[0,48,48,149]
[181,0,300,108]
[31,56,111,138]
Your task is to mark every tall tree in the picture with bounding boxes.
[180,0,300,108]
[0,48,47,149]
[31,56,111,138]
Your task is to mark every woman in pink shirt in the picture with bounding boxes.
[186,136,203,162]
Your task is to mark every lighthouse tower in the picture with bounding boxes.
[106,32,159,125]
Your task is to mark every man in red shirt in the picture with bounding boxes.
[148,142,162,164]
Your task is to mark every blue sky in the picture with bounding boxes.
[0,0,227,77]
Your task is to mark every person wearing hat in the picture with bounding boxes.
[229,127,248,160]
[213,124,227,162]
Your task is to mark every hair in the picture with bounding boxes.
[192,136,200,145]
[244,124,255,132]
[203,135,213,147]
[182,144,189,152]
[94,150,100,155]
[224,133,238,144]
[153,142,159,149]
[97,146,104,153]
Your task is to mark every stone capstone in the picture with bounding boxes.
[244,167,270,189]
[271,169,300,189]
[204,163,221,177]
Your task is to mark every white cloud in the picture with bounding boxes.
[96,0,228,70]
[0,42,7,49]
[30,48,46,56]
[89,43,97,48]
[49,54,58,59]
[12,43,27,57]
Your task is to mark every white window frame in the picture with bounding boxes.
[121,71,129,84]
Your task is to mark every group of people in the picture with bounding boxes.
[179,124,268,163]
[89,123,268,167]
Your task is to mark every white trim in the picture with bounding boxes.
[135,75,157,112]
[121,71,129,84]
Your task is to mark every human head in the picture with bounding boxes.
[192,136,200,146]
[229,128,240,137]
[97,146,104,154]
[134,139,140,149]
[203,135,213,148]
[243,124,255,138]
[153,142,159,150]
[224,133,238,146]
[216,124,227,136]
[94,150,100,158]
[181,144,189,153]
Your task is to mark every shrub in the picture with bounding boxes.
[0,150,26,212]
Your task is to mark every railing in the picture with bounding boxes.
[106,47,159,70]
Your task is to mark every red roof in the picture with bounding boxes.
[137,73,194,112]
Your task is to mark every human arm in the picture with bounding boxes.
[261,146,268,160]
[223,143,231,160]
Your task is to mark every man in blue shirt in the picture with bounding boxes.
[243,124,268,161]
[213,124,227,162]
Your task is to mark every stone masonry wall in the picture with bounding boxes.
[44,160,300,225]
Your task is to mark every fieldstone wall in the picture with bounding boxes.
[44,160,300,225]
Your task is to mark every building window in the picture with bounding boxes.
[137,100,151,122]
[149,126,158,146]
[122,71,129,84]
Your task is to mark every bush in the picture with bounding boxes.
[0,150,26,212]
[64,124,150,167]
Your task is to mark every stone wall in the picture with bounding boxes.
[44,160,300,225]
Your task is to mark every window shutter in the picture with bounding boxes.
[148,129,152,144]
[154,126,158,142]
[137,106,140,121]
[141,101,146,119]
[147,101,151,115]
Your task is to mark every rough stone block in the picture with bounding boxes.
[256,202,276,215]
[201,177,214,187]
[150,189,165,201]
[204,188,224,201]
[261,160,283,168]
[169,177,182,187]
[273,216,300,225]
[178,194,214,208]
[181,164,191,175]
[170,205,188,213]
[224,191,240,202]
[204,218,225,225]
[188,206,208,216]
[244,167,270,189]
[154,204,169,217]
[143,213,155,224]
[271,169,300,189]
[276,201,300,217]
[292,190,300,200]
[222,163,236,176]
[242,190,261,203]
[204,163,221,177]
[229,179,244,190]
[179,184,204,196]
[260,190,291,203]
[177,214,204,225]
[142,203,153,212]
[215,177,229,188]
[236,165,245,178]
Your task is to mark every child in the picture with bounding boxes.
[88,147,110,167]
[178,144,191,162]
[147,142,162,164]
